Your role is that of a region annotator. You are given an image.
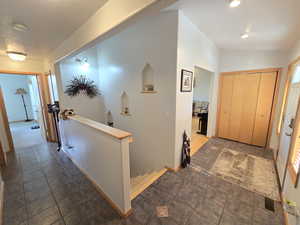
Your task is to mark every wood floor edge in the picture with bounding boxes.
[62,150,132,218]
[165,166,181,172]
[130,168,167,200]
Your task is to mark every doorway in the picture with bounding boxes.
[190,66,212,155]
[277,62,300,189]
[0,73,47,150]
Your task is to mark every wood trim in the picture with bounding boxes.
[287,96,300,186]
[68,115,132,140]
[282,97,300,188]
[272,150,289,225]
[266,69,281,148]
[0,140,6,167]
[36,74,57,142]
[130,168,167,200]
[221,67,282,75]
[165,166,181,172]
[62,149,132,218]
[287,163,297,185]
[277,67,293,136]
[290,56,300,67]
[0,181,3,225]
[0,70,42,76]
[215,74,223,137]
[0,88,14,152]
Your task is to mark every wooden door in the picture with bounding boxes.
[238,73,260,144]
[218,75,234,139]
[228,74,244,141]
[252,72,277,146]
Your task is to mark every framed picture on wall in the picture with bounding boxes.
[181,69,193,92]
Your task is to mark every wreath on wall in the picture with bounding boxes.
[64,75,100,98]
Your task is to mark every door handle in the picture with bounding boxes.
[285,132,292,137]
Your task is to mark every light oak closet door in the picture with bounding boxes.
[252,72,277,146]
[238,73,261,144]
[218,75,234,139]
[229,74,244,141]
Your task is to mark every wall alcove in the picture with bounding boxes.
[141,63,156,93]
[121,91,131,116]
[107,111,114,127]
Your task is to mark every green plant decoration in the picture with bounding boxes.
[65,75,100,98]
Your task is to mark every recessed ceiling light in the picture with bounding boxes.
[229,0,241,8]
[241,33,249,39]
[12,23,29,32]
[6,51,27,61]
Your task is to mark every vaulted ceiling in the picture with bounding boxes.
[0,0,108,60]
[171,0,300,50]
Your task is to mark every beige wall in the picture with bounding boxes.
[0,55,46,73]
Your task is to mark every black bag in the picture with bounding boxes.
[181,131,191,168]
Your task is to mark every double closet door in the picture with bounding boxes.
[217,71,277,147]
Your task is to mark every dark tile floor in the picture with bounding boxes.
[2,138,284,225]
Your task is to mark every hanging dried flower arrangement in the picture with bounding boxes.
[64,75,100,98]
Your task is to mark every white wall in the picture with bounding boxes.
[0,74,34,122]
[61,117,131,214]
[50,0,177,62]
[57,47,106,123]
[174,11,219,168]
[220,49,288,72]
[97,11,178,176]
[276,39,300,225]
[193,67,212,102]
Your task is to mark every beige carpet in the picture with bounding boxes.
[210,148,280,201]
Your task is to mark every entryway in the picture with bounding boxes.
[191,66,212,155]
[0,71,58,162]
[0,73,46,150]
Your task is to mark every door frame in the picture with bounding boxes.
[0,70,57,152]
[276,59,300,160]
[277,57,300,189]
[216,67,282,149]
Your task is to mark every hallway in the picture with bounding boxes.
[3,138,283,225]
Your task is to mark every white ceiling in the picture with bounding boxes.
[170,0,300,50]
[0,0,108,59]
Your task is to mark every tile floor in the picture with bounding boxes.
[2,138,284,225]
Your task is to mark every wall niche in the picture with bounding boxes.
[141,63,156,93]
[107,111,114,127]
[121,91,131,116]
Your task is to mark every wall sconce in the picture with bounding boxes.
[75,57,90,71]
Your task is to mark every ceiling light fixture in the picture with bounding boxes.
[229,0,241,8]
[241,33,249,39]
[6,51,27,61]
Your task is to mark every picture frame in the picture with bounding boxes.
[181,69,193,92]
